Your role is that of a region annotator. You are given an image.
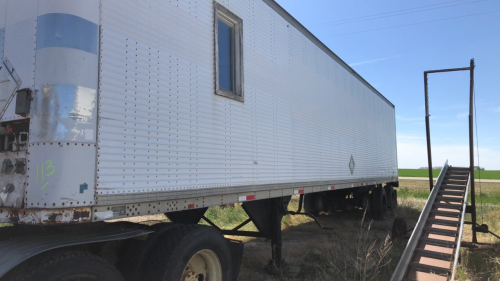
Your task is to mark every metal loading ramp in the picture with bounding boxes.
[391,162,470,281]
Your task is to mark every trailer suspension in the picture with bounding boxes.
[286,194,332,230]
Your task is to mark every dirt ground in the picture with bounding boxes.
[236,196,424,281]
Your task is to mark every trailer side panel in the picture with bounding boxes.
[96,0,397,204]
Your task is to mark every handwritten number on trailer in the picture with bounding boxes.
[36,160,55,190]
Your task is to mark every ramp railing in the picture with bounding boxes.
[391,160,471,280]
[451,172,470,280]
[391,160,449,281]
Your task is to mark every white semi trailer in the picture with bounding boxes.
[0,0,398,280]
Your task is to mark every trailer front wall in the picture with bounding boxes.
[96,0,398,204]
[0,0,100,209]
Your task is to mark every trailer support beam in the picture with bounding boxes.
[270,197,285,268]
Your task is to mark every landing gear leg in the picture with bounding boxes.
[241,197,290,269]
[270,198,286,268]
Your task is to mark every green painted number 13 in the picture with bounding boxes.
[36,160,55,190]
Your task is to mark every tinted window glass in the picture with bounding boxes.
[218,19,233,92]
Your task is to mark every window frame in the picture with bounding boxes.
[214,3,244,102]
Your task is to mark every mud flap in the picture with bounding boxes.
[165,207,208,224]
[227,239,244,281]
[0,223,152,278]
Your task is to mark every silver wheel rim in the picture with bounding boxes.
[182,249,222,281]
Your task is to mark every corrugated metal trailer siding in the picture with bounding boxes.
[96,0,397,200]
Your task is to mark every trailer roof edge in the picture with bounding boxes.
[261,0,395,108]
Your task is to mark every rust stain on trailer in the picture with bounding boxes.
[0,207,91,225]
[73,210,91,221]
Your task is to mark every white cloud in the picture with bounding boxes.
[349,55,401,67]
[397,136,500,170]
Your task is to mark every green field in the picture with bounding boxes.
[399,169,500,180]
[398,179,500,204]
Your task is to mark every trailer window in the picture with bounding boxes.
[215,3,244,102]
[218,20,233,92]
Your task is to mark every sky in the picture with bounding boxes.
[276,0,500,170]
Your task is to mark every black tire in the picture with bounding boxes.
[143,224,232,281]
[385,185,398,211]
[118,223,182,281]
[372,187,388,220]
[391,217,408,240]
[8,251,124,281]
[304,193,327,216]
[392,190,398,210]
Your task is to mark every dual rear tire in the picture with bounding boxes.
[385,185,398,211]
[143,224,231,281]
[372,185,397,220]
[304,185,397,221]
[6,225,231,281]
[304,192,328,216]
[372,186,388,220]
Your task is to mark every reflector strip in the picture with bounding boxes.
[294,189,304,194]
[328,186,335,190]
[188,204,195,209]
[238,195,255,202]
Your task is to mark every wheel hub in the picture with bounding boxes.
[182,249,222,281]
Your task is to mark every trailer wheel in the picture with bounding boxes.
[7,251,124,281]
[361,192,371,214]
[304,193,327,216]
[371,187,388,220]
[385,185,398,211]
[143,224,231,281]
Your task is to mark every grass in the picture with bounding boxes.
[202,204,257,232]
[295,217,393,281]
[475,170,500,180]
[399,169,442,178]
[399,169,500,180]
[456,249,500,280]
[456,205,500,280]
[398,179,500,205]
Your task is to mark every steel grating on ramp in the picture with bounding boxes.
[392,161,470,281]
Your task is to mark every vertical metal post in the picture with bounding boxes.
[424,72,434,191]
[469,58,477,243]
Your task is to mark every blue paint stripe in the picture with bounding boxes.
[37,13,98,55]
[0,28,4,58]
